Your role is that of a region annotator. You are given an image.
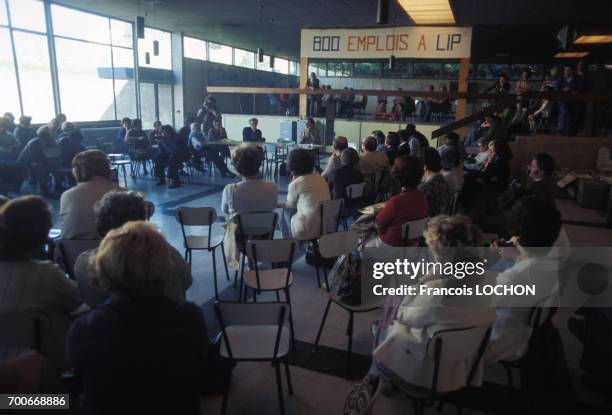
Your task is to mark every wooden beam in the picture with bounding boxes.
[299,57,308,118]
[205,86,607,102]
[455,58,470,121]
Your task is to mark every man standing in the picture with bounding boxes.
[556,65,577,136]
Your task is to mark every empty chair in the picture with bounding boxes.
[343,182,367,228]
[214,302,293,415]
[55,238,101,280]
[176,207,229,299]
[307,199,344,289]
[375,326,492,415]
[314,230,383,377]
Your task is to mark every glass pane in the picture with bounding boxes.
[256,54,273,72]
[476,64,509,80]
[112,46,136,119]
[413,62,441,78]
[184,36,206,60]
[110,19,132,48]
[274,58,288,74]
[51,4,110,44]
[0,28,20,117]
[158,84,173,126]
[441,63,459,79]
[509,64,544,81]
[289,61,298,75]
[55,38,114,121]
[138,27,171,69]
[307,62,326,77]
[12,31,54,122]
[383,60,411,77]
[209,42,232,65]
[8,0,46,32]
[139,83,156,128]
[0,1,8,26]
[354,62,381,77]
[328,62,352,77]
[234,48,254,68]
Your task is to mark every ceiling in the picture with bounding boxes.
[55,0,612,61]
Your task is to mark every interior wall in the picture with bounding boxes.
[183,58,299,118]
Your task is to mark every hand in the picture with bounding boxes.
[490,238,521,260]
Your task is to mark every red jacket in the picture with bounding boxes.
[376,190,428,247]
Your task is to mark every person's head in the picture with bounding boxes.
[61,121,75,133]
[131,119,142,130]
[550,66,560,78]
[391,155,423,190]
[306,117,315,129]
[499,73,508,83]
[445,131,459,145]
[488,139,512,160]
[0,196,51,260]
[153,120,162,130]
[95,191,147,237]
[161,125,175,138]
[205,96,216,106]
[439,145,459,171]
[371,130,385,146]
[340,148,359,168]
[190,122,201,133]
[507,196,561,254]
[36,125,52,141]
[287,148,314,176]
[521,69,530,80]
[529,153,555,181]
[403,123,416,138]
[564,65,573,78]
[121,117,131,128]
[385,132,400,149]
[18,116,31,128]
[249,117,258,129]
[213,117,222,129]
[440,85,448,92]
[427,85,434,92]
[3,112,14,123]
[310,72,317,79]
[477,138,489,153]
[0,117,12,133]
[232,144,264,178]
[424,215,482,261]
[422,147,442,173]
[92,221,172,298]
[362,136,378,153]
[333,136,348,153]
[57,113,67,124]
[72,149,112,183]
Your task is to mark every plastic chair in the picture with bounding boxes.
[214,302,293,415]
[176,207,229,300]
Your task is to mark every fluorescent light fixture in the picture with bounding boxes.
[554,51,590,58]
[574,35,612,44]
[397,0,455,25]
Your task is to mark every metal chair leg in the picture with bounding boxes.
[212,247,219,300]
[286,288,296,351]
[221,242,230,281]
[346,310,354,378]
[274,362,286,415]
[314,299,332,348]
[221,370,231,415]
[323,268,330,292]
[284,357,294,396]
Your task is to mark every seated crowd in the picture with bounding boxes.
[0,103,573,413]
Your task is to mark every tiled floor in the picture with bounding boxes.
[32,162,612,414]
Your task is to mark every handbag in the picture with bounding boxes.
[330,250,362,306]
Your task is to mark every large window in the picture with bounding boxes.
[327,62,352,77]
[51,5,110,43]
[413,62,441,78]
[12,31,55,122]
[476,64,509,80]
[139,27,171,69]
[289,61,299,76]
[7,0,46,32]
[273,58,288,74]
[184,36,206,60]
[0,1,8,25]
[234,48,254,69]
[209,42,232,65]
[308,62,326,77]
[354,62,382,77]
[0,28,20,117]
[256,54,273,72]
[55,39,115,121]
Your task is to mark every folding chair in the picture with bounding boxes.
[308,199,344,289]
[343,182,366,229]
[176,207,229,300]
[401,217,429,246]
[214,302,293,415]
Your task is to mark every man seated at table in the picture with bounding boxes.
[205,118,235,178]
[242,118,264,142]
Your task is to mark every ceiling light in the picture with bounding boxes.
[554,51,590,58]
[397,0,455,25]
[574,35,612,44]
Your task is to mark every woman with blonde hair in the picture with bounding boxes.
[68,221,207,415]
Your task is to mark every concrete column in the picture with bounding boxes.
[171,32,184,127]
[299,57,308,118]
[455,57,470,120]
